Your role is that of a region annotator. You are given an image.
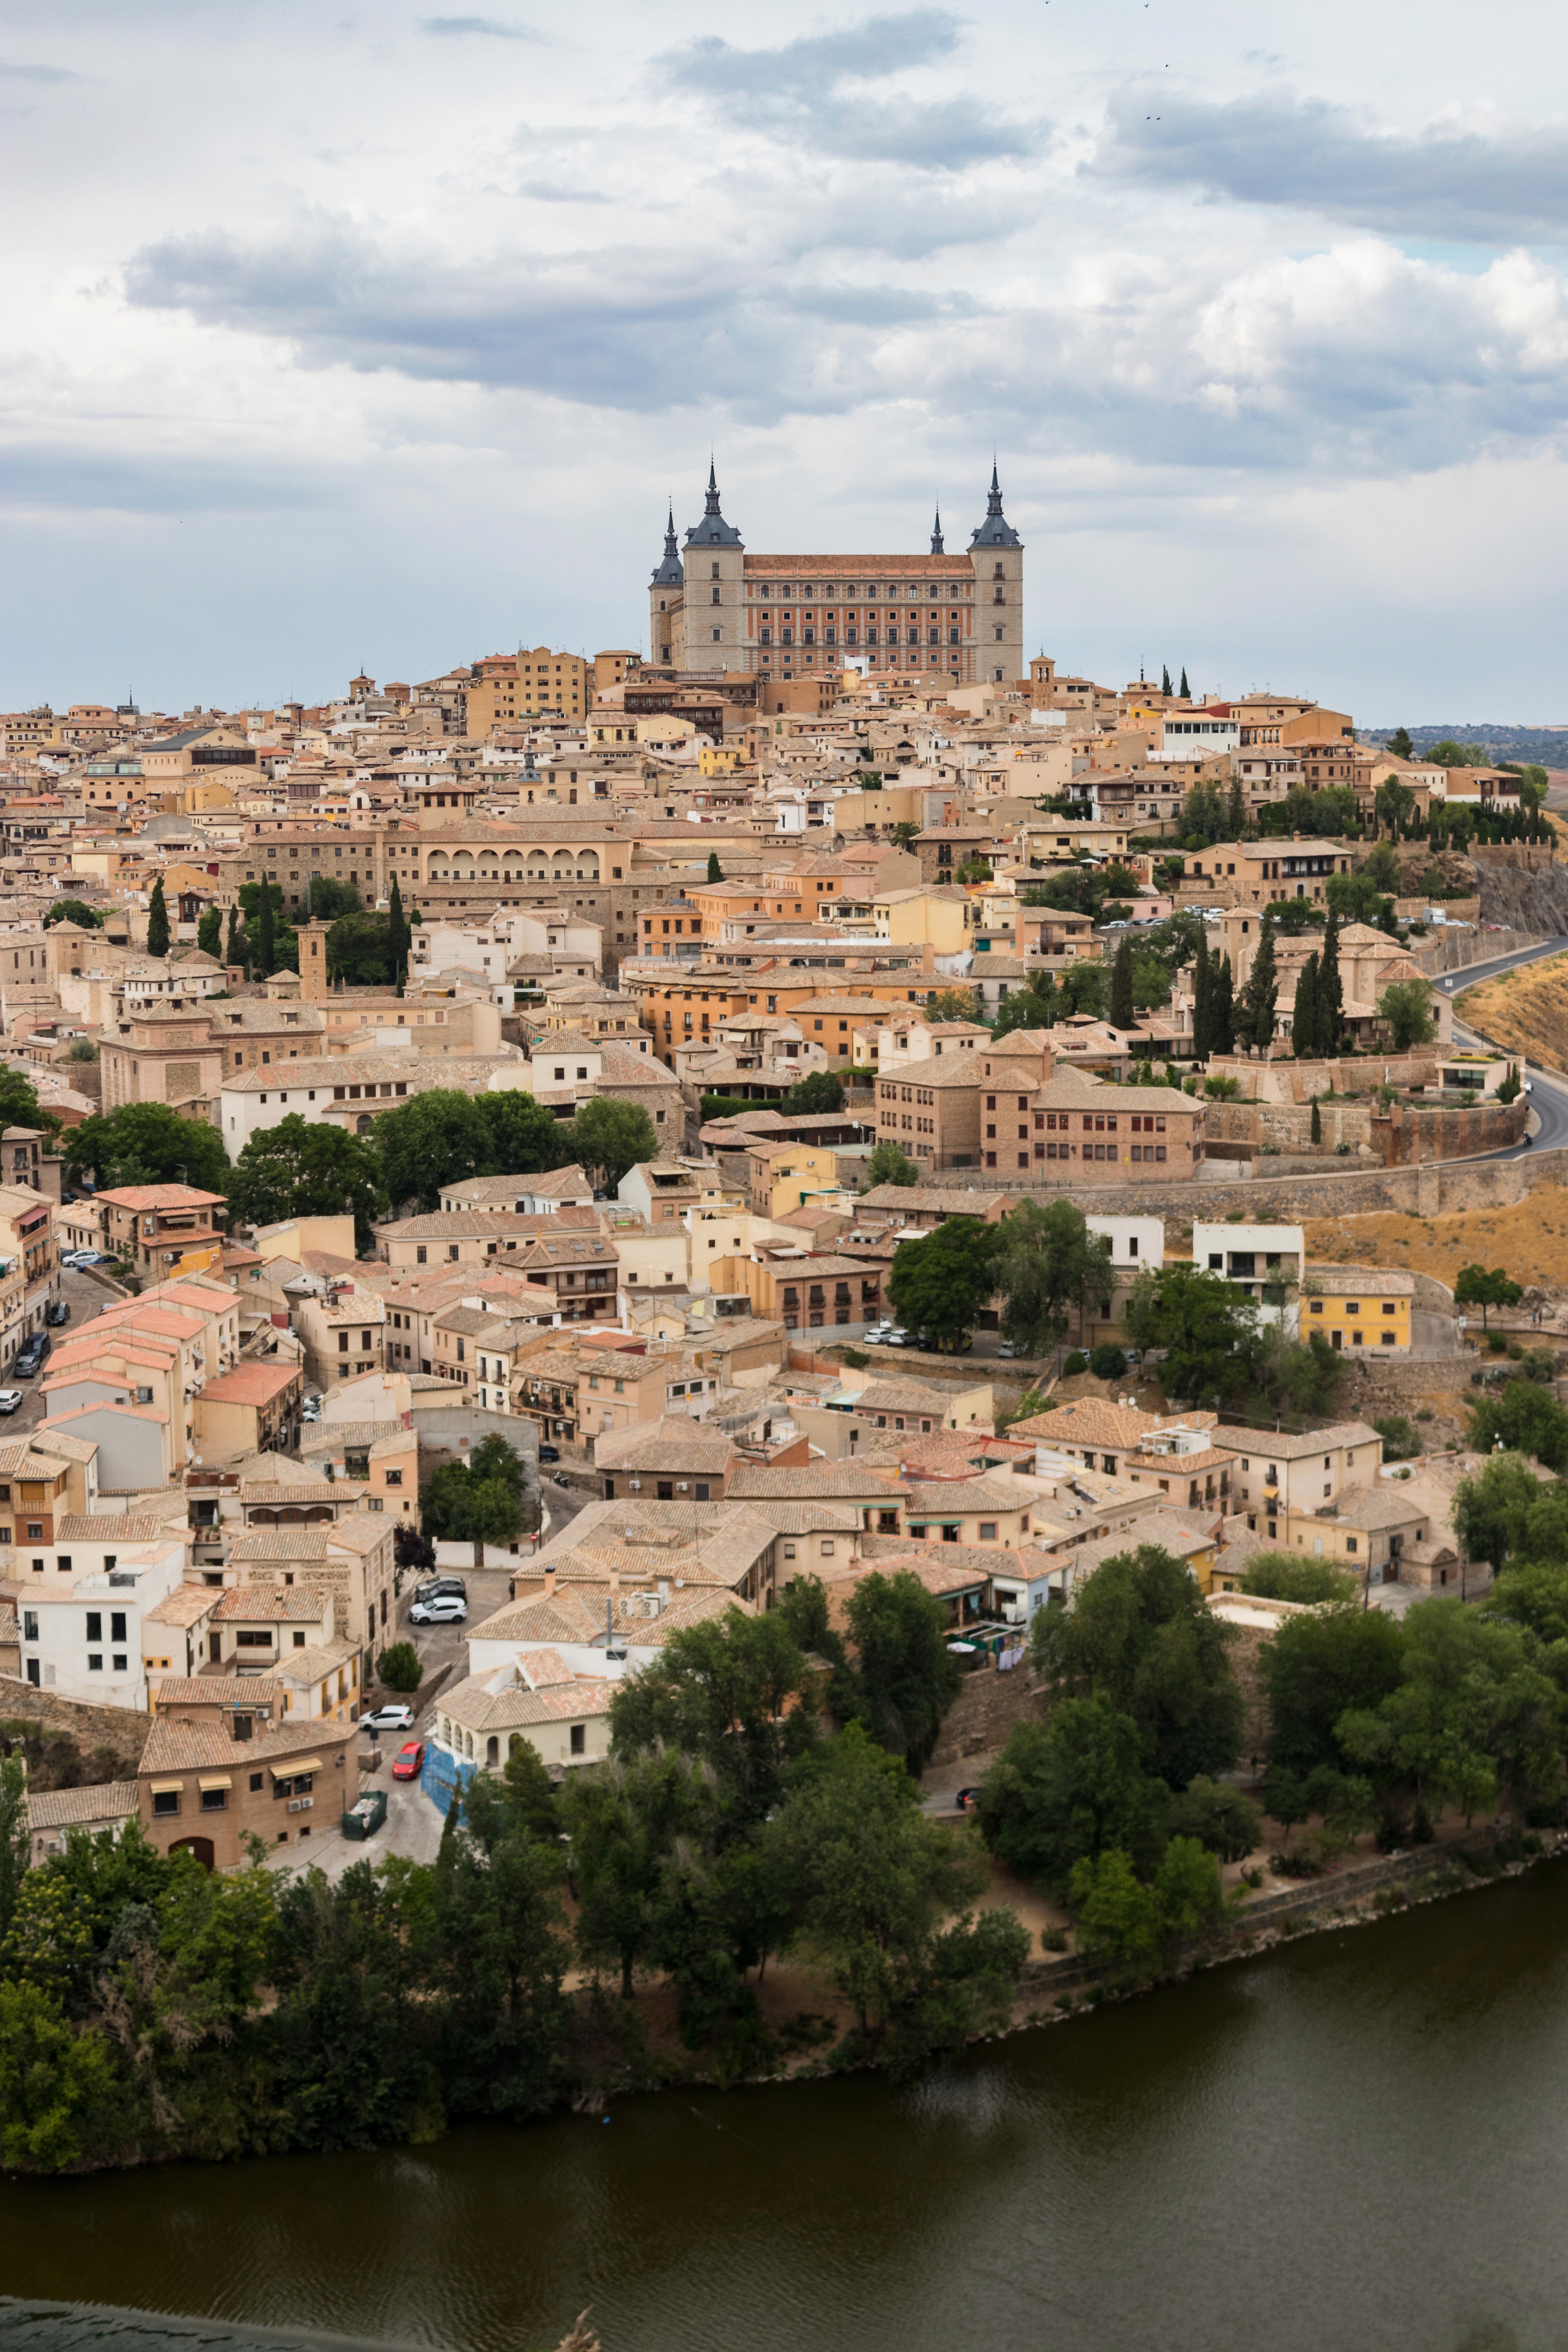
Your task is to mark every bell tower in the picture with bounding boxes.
[682,462,745,675]
[648,503,684,673]
[969,464,1024,686]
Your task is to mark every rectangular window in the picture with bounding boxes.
[85,1611,101,1642]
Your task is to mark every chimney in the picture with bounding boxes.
[542,1566,556,1597]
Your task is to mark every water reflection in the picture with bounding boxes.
[4,1870,1568,2352]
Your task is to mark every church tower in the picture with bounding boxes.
[649,503,685,671]
[969,464,1024,685]
[681,463,745,674]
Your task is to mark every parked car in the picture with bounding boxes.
[538,1444,561,1462]
[359,1703,416,1735]
[0,1390,22,1416]
[414,1576,466,1601]
[391,1741,425,1780]
[408,1593,467,1625]
[14,1340,47,1378]
[997,1340,1017,1358]
[45,1301,69,1326]
[64,1250,113,1269]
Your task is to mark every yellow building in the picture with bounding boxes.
[743,1140,841,1219]
[697,742,742,775]
[466,648,588,733]
[1301,1266,1413,1354]
[872,883,974,956]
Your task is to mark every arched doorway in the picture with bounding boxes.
[486,1735,499,1766]
[169,1836,215,1870]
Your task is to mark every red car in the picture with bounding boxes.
[391,1740,425,1781]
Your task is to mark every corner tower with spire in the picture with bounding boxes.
[642,461,1022,691]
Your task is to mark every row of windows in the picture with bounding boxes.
[747,584,972,601]
[758,626,961,647]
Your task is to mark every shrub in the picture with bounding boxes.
[1488,1332,1508,1354]
[1040,1927,1069,1954]
[377,1641,423,1692]
[1238,1552,1358,1605]
[1063,1350,1088,1377]
[838,1347,869,1369]
[1373,1414,1420,1461]
[1334,1142,1352,1155]
[1088,1343,1127,1380]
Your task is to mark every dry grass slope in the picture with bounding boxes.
[1457,952,1568,1069]
[1303,1183,1568,1290]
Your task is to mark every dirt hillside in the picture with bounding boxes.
[1456,953,1568,1069]
[1304,1185,1568,1291]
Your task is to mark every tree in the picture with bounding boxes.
[1378,979,1437,1052]
[1374,778,1416,839]
[1227,777,1245,838]
[1340,1600,1563,1828]
[865,1139,918,1188]
[1190,932,1212,1062]
[227,1116,388,1252]
[1151,1833,1227,1946]
[1388,726,1414,760]
[926,986,983,1024]
[784,1069,844,1114]
[1068,1848,1162,1967]
[1238,1552,1358,1605]
[977,1697,1167,1894]
[374,1089,496,1213]
[326,910,396,987]
[225,905,241,968]
[561,1749,718,1998]
[1454,1264,1524,1332]
[1316,912,1344,1053]
[256,869,276,975]
[995,1197,1110,1355]
[1161,665,1172,697]
[1426,740,1488,768]
[62,1101,228,1193]
[1468,1380,1568,1473]
[1291,952,1320,1058]
[422,1440,526,1556]
[1110,936,1136,1030]
[376,1642,423,1692]
[1326,870,1396,928]
[1311,1094,1322,1143]
[1124,1264,1256,1404]
[0,1755,29,1947]
[0,1980,118,2172]
[844,1570,962,1774]
[609,1606,819,1824]
[195,905,223,958]
[991,973,1058,1038]
[306,875,363,923]
[1164,1776,1262,1863]
[568,1098,658,1193]
[386,875,408,991]
[703,850,725,885]
[1454,1453,1542,1578]
[1259,1606,1406,1779]
[144,879,170,960]
[44,899,103,930]
[1181,780,1227,845]
[1237,909,1278,1051]
[889,821,920,849]
[1211,954,1234,1056]
[479,1088,577,1178]
[0,1064,58,1142]
[1030,1544,1243,1790]
[887,1217,1003,1349]
[1178,667,1190,699]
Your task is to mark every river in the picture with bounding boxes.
[4,1865,1568,2352]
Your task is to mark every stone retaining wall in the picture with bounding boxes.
[0,1673,149,1767]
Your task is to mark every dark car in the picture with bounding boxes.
[14,1338,47,1378]
[45,1301,69,1327]
[538,1444,561,1463]
[415,1576,466,1602]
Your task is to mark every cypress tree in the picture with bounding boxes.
[1291,951,1319,1058]
[257,878,276,977]
[1191,932,1211,1062]
[225,905,240,968]
[145,878,170,959]
[706,851,724,883]
[1241,911,1278,1052]
[1227,778,1245,838]
[1179,667,1190,699]
[1110,936,1135,1030]
[1213,954,1235,1056]
[1310,1095,1322,1143]
[1162,665,1172,698]
[388,874,407,993]
[1316,912,1343,1055]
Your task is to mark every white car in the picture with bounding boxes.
[0,1390,22,1415]
[359,1703,416,1734]
[408,1594,467,1625]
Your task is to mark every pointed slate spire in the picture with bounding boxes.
[685,460,743,548]
[651,499,683,587]
[970,460,1022,549]
[930,504,945,555]
[704,459,722,517]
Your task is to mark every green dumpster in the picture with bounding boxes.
[341,1789,387,1841]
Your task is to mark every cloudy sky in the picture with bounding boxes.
[4,0,1567,720]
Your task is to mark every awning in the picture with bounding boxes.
[197,1774,232,1791]
[148,1778,184,1794]
[276,1755,323,1775]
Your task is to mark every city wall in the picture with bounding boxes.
[919,1144,1568,1222]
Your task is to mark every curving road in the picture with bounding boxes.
[1437,932,1568,1160]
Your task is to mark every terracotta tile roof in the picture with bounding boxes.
[439,1669,615,1734]
[138,1714,355,1776]
[54,1515,174,1546]
[211,1585,330,1622]
[228,1529,330,1564]
[150,1677,282,1705]
[1209,1420,1381,1460]
[144,1586,220,1629]
[594,1418,733,1473]
[27,1781,141,1832]
[197,1363,300,1406]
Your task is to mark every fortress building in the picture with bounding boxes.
[648,465,1023,688]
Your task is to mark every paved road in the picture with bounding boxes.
[1436,933,1568,1163]
[0,1263,115,1432]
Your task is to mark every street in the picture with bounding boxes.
[1440,931,1568,1161]
[2,1261,121,1433]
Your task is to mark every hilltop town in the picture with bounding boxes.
[4,468,1568,2161]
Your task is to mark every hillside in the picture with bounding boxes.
[1456,952,1568,1069]
[1303,1184,1568,1292]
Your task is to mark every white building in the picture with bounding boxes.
[1086,1214,1165,1275]
[1192,1221,1304,1332]
[1160,715,1241,762]
[14,1516,188,1708]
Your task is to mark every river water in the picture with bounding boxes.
[5,1866,1568,2352]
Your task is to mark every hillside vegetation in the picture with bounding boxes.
[1304,1186,1568,1291]
[1457,953,1568,1069]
